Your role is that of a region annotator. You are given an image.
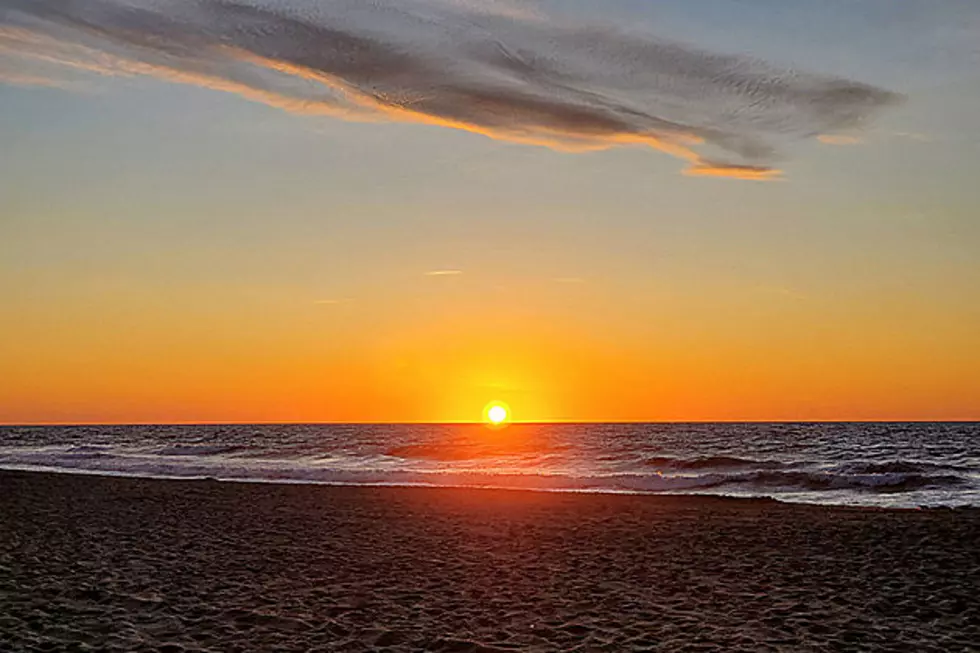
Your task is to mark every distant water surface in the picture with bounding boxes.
[1,423,977,508]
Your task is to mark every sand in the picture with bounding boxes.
[1,470,978,652]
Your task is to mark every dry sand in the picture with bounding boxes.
[1,470,978,652]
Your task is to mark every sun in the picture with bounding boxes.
[488,405,507,424]
[482,401,511,427]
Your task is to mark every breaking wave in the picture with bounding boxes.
[2,423,978,507]
[151,444,248,457]
[0,445,973,505]
[643,455,792,470]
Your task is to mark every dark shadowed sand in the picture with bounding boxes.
[1,471,978,652]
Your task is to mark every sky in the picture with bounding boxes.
[1,0,979,423]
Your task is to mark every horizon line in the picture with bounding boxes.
[2,419,978,427]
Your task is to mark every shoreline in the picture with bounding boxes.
[2,465,972,512]
[3,469,979,651]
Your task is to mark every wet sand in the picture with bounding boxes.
[1,470,978,652]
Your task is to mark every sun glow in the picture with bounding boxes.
[483,401,510,426]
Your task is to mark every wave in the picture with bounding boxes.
[643,455,792,470]
[833,460,972,475]
[718,470,967,492]
[384,440,572,462]
[0,448,971,500]
[384,443,486,462]
[150,444,248,457]
[66,445,113,453]
[641,456,974,481]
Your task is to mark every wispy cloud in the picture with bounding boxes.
[0,68,72,89]
[312,298,350,305]
[684,161,783,181]
[0,0,900,178]
[892,131,933,143]
[817,134,861,146]
[424,270,463,277]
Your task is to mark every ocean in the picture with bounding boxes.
[1,422,977,508]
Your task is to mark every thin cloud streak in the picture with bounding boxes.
[818,135,862,146]
[0,68,72,89]
[0,0,900,178]
[893,131,933,143]
[424,270,464,277]
[684,162,783,181]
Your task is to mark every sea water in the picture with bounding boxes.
[1,423,977,508]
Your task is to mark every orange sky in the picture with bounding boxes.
[2,269,977,423]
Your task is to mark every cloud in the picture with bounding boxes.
[684,161,783,181]
[818,134,861,146]
[892,131,933,143]
[0,69,72,89]
[0,0,900,178]
[424,270,463,277]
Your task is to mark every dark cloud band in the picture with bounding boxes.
[0,0,901,178]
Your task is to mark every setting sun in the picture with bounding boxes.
[483,401,510,426]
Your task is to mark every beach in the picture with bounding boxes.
[1,470,978,652]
